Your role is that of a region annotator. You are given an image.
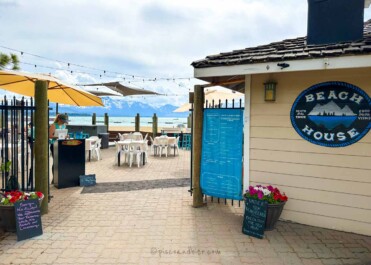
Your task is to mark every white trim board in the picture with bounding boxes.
[194,55,371,79]
[243,75,251,193]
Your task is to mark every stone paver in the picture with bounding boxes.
[0,147,370,265]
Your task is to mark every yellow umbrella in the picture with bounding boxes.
[0,69,104,106]
[174,89,244,112]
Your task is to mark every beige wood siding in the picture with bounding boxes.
[249,68,371,236]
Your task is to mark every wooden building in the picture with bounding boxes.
[192,1,371,235]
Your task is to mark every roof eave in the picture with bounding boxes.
[194,54,371,81]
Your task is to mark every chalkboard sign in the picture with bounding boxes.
[79,174,96,187]
[242,198,268,239]
[14,199,43,241]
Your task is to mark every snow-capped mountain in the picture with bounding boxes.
[308,101,356,116]
[55,97,188,117]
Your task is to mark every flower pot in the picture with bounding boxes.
[0,196,44,232]
[265,201,285,231]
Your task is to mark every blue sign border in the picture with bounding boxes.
[290,81,371,147]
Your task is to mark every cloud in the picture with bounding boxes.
[1,0,370,106]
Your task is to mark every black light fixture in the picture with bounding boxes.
[277,62,290,69]
[264,81,277,101]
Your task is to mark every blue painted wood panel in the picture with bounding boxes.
[200,108,243,200]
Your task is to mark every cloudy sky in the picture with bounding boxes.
[1,0,371,107]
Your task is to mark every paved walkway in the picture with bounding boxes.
[0,147,370,265]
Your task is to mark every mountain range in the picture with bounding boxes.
[308,101,356,116]
[55,97,188,117]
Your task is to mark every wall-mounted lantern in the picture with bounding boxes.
[264,81,277,101]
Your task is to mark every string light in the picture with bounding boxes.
[0,44,194,81]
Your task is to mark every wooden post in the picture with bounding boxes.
[104,113,109,131]
[192,85,204,208]
[34,80,49,214]
[135,113,140,132]
[56,103,59,115]
[187,113,192,128]
[92,113,96,125]
[152,113,158,137]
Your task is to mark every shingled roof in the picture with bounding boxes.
[192,19,371,69]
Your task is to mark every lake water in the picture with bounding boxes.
[67,116,188,128]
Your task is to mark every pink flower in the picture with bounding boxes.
[257,191,264,199]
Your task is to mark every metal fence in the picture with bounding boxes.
[0,96,35,192]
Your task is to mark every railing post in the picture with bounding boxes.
[135,113,140,132]
[92,113,96,125]
[152,113,158,138]
[187,113,192,128]
[104,113,109,131]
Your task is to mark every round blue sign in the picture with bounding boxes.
[290,81,371,147]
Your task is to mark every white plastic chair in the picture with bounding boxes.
[150,136,158,155]
[142,140,149,164]
[129,142,143,167]
[132,132,143,141]
[85,139,96,161]
[91,138,102,160]
[114,141,130,166]
[157,137,168,157]
[168,136,180,156]
[121,133,131,141]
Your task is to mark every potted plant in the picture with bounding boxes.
[0,190,44,232]
[244,185,288,230]
[1,160,19,191]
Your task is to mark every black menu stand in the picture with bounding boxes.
[53,139,85,189]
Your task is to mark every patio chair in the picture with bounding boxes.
[121,133,131,141]
[132,132,143,141]
[114,141,130,166]
[85,138,95,161]
[129,142,143,167]
[150,136,158,155]
[157,137,168,157]
[168,136,180,156]
[91,138,102,160]
[142,140,149,163]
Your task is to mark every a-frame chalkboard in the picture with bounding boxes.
[242,198,267,239]
[14,199,43,241]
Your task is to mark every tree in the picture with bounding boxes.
[0,52,20,70]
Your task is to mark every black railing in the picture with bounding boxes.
[0,96,35,192]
